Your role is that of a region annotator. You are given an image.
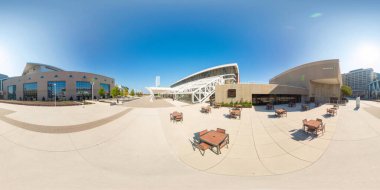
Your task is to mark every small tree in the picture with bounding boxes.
[130,89,135,97]
[98,88,105,98]
[111,86,120,98]
[124,88,129,97]
[341,85,352,97]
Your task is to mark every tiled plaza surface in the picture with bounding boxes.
[0,97,380,189]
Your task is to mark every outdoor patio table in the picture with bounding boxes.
[200,130,228,155]
[171,111,182,120]
[304,120,321,131]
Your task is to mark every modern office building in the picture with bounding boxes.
[216,59,342,104]
[148,60,342,105]
[146,63,239,103]
[2,63,114,101]
[342,68,376,98]
[0,74,8,99]
[369,80,380,99]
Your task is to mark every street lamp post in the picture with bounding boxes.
[91,81,94,101]
[54,83,57,107]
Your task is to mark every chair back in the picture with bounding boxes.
[199,129,208,136]
[193,132,200,142]
[317,118,322,122]
[303,119,307,124]
[217,128,226,134]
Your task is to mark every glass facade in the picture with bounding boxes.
[76,81,92,100]
[100,83,110,97]
[23,82,38,100]
[7,85,16,100]
[252,94,301,105]
[48,81,66,100]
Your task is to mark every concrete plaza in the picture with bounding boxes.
[0,97,380,189]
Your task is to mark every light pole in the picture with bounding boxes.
[54,83,57,107]
[91,82,94,101]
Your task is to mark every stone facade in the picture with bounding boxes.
[215,59,342,104]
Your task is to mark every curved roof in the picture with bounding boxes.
[171,63,239,87]
[269,59,339,82]
[22,62,64,76]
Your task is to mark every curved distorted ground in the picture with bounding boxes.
[0,98,380,189]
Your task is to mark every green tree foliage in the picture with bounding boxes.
[341,85,352,97]
[130,89,135,96]
[98,88,105,98]
[111,86,120,98]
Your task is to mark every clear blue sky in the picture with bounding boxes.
[1,0,380,92]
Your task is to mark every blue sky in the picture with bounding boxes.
[1,0,380,92]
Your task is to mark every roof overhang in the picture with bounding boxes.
[171,63,239,87]
[311,78,340,85]
[22,62,64,76]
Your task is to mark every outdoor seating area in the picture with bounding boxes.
[170,111,183,122]
[266,103,274,110]
[192,128,229,156]
[302,118,325,136]
[201,106,211,113]
[275,108,287,117]
[229,108,241,119]
[326,107,337,116]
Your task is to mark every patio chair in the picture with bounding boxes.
[316,118,323,123]
[174,112,183,122]
[193,132,201,143]
[317,123,326,135]
[220,134,229,149]
[170,113,174,121]
[302,119,307,130]
[199,129,208,136]
[217,128,226,134]
[191,140,210,156]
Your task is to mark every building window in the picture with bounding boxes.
[69,75,73,78]
[54,75,58,78]
[48,81,66,100]
[40,76,44,79]
[7,85,16,100]
[76,81,92,100]
[83,76,87,79]
[23,82,38,100]
[227,89,236,98]
[100,83,110,98]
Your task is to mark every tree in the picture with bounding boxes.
[98,88,105,98]
[341,85,352,97]
[111,86,120,98]
[130,89,135,96]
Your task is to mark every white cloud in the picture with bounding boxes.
[310,13,323,18]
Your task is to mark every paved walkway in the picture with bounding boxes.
[0,100,380,189]
[0,107,132,133]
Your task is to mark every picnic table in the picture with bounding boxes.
[200,130,229,155]
[275,108,287,117]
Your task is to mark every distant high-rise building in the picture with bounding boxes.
[342,68,376,98]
